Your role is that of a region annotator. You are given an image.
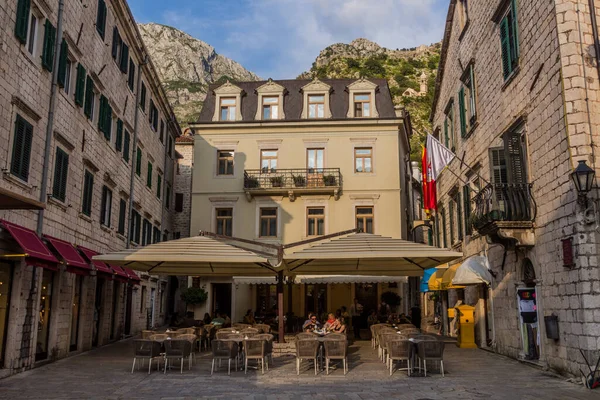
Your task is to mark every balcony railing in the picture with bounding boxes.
[243,168,342,201]
[472,183,537,231]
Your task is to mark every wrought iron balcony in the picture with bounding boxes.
[243,168,342,201]
[471,183,537,247]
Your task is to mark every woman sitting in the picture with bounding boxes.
[325,313,347,334]
[243,309,256,325]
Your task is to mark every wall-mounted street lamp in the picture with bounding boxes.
[571,160,595,206]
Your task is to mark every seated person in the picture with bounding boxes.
[302,313,321,332]
[182,311,197,328]
[203,313,212,325]
[334,317,347,333]
[222,314,232,328]
[211,313,225,326]
[324,313,337,331]
[243,309,256,325]
[398,313,412,324]
[367,310,378,326]
[387,313,399,325]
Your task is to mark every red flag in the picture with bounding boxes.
[421,146,430,214]
[425,135,455,211]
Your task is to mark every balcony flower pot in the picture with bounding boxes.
[293,175,306,187]
[323,175,337,186]
[245,176,259,188]
[270,176,284,187]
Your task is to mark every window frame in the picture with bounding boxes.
[353,93,372,118]
[10,114,34,182]
[306,207,325,237]
[219,97,237,121]
[260,149,278,172]
[499,0,520,81]
[355,206,374,234]
[26,11,39,56]
[262,96,279,120]
[308,94,325,119]
[306,148,324,172]
[100,185,112,227]
[354,147,373,173]
[217,150,234,176]
[51,147,69,202]
[81,170,94,217]
[117,198,126,235]
[215,207,233,237]
[259,207,278,238]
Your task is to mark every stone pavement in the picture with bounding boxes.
[0,339,597,400]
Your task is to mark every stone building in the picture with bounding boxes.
[0,0,180,377]
[187,78,413,324]
[431,0,600,376]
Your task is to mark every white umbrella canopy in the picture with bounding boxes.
[284,233,462,276]
[93,235,281,276]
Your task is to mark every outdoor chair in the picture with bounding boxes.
[216,331,236,340]
[167,331,181,339]
[413,334,438,341]
[211,339,239,375]
[177,334,198,364]
[388,339,412,376]
[241,327,259,334]
[148,334,168,342]
[164,339,193,374]
[233,323,250,330]
[131,339,162,374]
[176,328,196,335]
[323,338,348,375]
[371,324,390,349]
[417,340,445,377]
[255,334,274,367]
[295,337,320,375]
[379,333,399,363]
[254,324,271,333]
[244,339,267,374]
[296,332,318,341]
[399,328,420,336]
[325,333,346,341]
[141,330,154,340]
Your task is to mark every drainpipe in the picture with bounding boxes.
[126,55,148,249]
[587,0,600,199]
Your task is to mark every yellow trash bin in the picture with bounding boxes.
[455,305,477,348]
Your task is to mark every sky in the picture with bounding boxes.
[128,0,449,79]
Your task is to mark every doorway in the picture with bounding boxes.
[36,269,55,361]
[110,282,119,341]
[92,278,104,347]
[518,259,540,360]
[70,275,83,351]
[124,286,133,335]
[212,283,232,317]
[0,262,13,366]
[305,284,327,319]
[150,288,156,328]
[355,283,378,315]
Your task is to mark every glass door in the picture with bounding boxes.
[306,148,324,187]
[36,269,54,361]
[0,262,13,366]
[69,275,83,351]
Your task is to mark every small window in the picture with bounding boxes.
[11,114,34,182]
[100,186,112,227]
[52,147,69,202]
[259,208,277,237]
[216,208,233,236]
[84,76,95,120]
[354,147,373,173]
[463,185,472,235]
[500,0,519,80]
[148,100,158,131]
[26,12,39,55]
[444,101,455,151]
[81,170,94,217]
[140,83,146,112]
[117,199,126,235]
[217,150,234,175]
[142,219,151,246]
[308,95,325,118]
[159,120,165,143]
[307,207,325,236]
[123,130,130,163]
[220,97,237,121]
[175,193,183,212]
[356,206,374,234]
[128,59,135,92]
[130,210,141,244]
[156,174,162,199]
[74,64,86,107]
[146,161,152,188]
[96,0,107,39]
[353,93,371,117]
[262,96,279,120]
[260,149,278,172]
[306,148,324,172]
[135,148,142,176]
[115,119,123,152]
[459,64,477,137]
[63,58,72,94]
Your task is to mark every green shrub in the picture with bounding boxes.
[181,287,208,305]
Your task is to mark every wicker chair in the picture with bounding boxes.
[255,334,274,367]
[399,328,420,335]
[164,339,193,374]
[295,338,320,375]
[233,323,250,330]
[216,331,236,340]
[244,339,268,374]
[148,334,168,342]
[131,339,162,374]
[323,338,348,375]
[413,334,438,341]
[296,332,318,341]
[370,324,389,349]
[388,340,412,376]
[379,333,399,363]
[325,333,346,341]
[254,324,271,333]
[176,328,196,335]
[141,330,154,340]
[417,340,445,377]
[395,324,416,331]
[241,327,259,334]
[211,339,239,375]
[177,334,198,364]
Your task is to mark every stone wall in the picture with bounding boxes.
[174,138,193,238]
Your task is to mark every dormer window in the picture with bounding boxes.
[308,95,325,118]
[354,93,371,117]
[220,97,237,121]
[262,96,279,120]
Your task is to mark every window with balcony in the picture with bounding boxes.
[353,93,371,117]
[262,96,279,120]
[308,95,325,118]
[354,147,373,173]
[217,150,234,175]
[216,208,233,236]
[220,97,237,121]
[307,207,325,236]
[259,208,277,237]
[260,150,278,172]
[356,206,374,234]
[307,148,324,173]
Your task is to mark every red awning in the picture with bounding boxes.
[110,264,130,282]
[77,246,113,276]
[0,220,58,269]
[122,267,141,284]
[44,235,92,274]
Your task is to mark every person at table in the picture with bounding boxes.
[211,313,225,326]
[223,314,232,328]
[203,313,212,325]
[243,309,256,325]
[341,306,350,325]
[324,313,337,331]
[367,309,378,327]
[302,313,321,332]
[333,317,347,334]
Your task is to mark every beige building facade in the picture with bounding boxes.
[0,0,180,377]
[431,0,600,376]
[188,78,414,324]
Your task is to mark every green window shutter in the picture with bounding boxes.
[57,39,68,87]
[15,0,31,44]
[449,201,455,245]
[463,185,472,235]
[118,199,126,235]
[41,20,56,72]
[469,65,476,120]
[84,76,94,118]
[97,95,106,131]
[120,43,129,73]
[458,87,467,138]
[128,59,135,91]
[456,192,463,241]
[444,117,449,148]
[52,147,69,202]
[96,0,106,39]
[75,64,86,107]
[156,175,161,198]
[115,119,123,151]
[123,130,130,162]
[140,84,146,111]
[500,15,512,79]
[147,162,152,188]
[82,171,94,216]
[135,213,141,243]
[111,26,119,59]
[511,0,519,60]
[11,115,33,181]
[136,148,142,176]
[104,103,112,140]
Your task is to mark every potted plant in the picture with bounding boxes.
[293,174,306,187]
[323,174,337,186]
[180,287,208,306]
[270,175,284,187]
[381,291,402,313]
[245,176,259,188]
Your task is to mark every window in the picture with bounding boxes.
[307,148,324,172]
[500,0,519,80]
[41,20,56,71]
[156,174,162,198]
[149,100,158,131]
[26,12,39,55]
[57,39,69,90]
[453,191,463,241]
[175,193,183,212]
[259,208,277,237]
[97,95,112,140]
[128,59,135,91]
[100,186,112,227]
[117,199,126,235]
[140,286,146,313]
[262,96,279,120]
[216,208,233,236]
[159,120,165,143]
[142,219,151,246]
[165,184,171,209]
[111,26,121,62]
[168,135,173,158]
[459,64,477,137]
[307,207,325,236]
[353,93,371,117]
[75,64,86,107]
[435,216,441,248]
[130,210,141,244]
[463,185,472,235]
[153,227,161,244]
[220,97,236,121]
[356,206,374,234]
[490,147,507,185]
[260,150,277,172]
[81,170,94,216]
[458,0,469,31]
[15,0,31,44]
[354,147,373,173]
[123,130,130,162]
[444,102,455,151]
[115,119,123,152]
[111,27,129,74]
[96,0,107,39]
[308,95,325,118]
[217,150,234,175]
[84,76,95,120]
[449,200,455,245]
[135,147,142,176]
[140,82,146,112]
[11,114,33,182]
[441,207,447,248]
[52,147,69,202]
[146,161,152,188]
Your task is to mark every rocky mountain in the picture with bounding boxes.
[138,23,260,125]
[300,38,441,160]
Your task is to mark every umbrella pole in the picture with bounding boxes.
[277,271,285,343]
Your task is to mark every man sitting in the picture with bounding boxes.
[302,313,321,332]
[211,313,225,326]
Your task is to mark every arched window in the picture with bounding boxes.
[522,258,536,286]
